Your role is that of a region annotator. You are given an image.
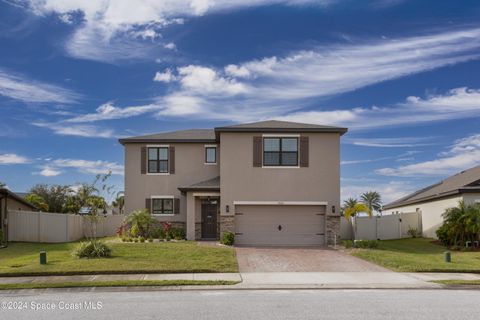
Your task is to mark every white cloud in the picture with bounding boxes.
[164,42,176,50]
[33,122,116,138]
[66,102,159,123]
[342,181,415,204]
[176,65,248,96]
[19,0,330,62]
[60,28,480,126]
[0,153,29,165]
[0,69,79,104]
[52,159,124,175]
[280,87,480,129]
[153,69,175,83]
[345,137,435,148]
[376,134,480,177]
[37,166,62,177]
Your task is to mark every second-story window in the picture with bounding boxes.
[263,137,298,166]
[205,146,217,164]
[148,147,169,173]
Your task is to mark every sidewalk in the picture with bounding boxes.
[2,271,476,289]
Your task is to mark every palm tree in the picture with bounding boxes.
[361,191,382,213]
[342,198,371,220]
[112,191,125,214]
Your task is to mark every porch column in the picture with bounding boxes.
[186,192,196,240]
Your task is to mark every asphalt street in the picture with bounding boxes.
[1,289,479,320]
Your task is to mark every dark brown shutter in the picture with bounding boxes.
[145,198,151,213]
[174,198,180,214]
[141,146,147,174]
[169,146,175,174]
[253,136,262,167]
[300,136,309,167]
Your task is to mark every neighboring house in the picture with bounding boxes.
[383,165,480,238]
[0,188,37,240]
[119,120,347,246]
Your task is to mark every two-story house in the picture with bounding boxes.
[119,120,347,246]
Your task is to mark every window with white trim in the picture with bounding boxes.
[152,198,173,215]
[205,146,217,164]
[148,147,169,173]
[263,137,298,166]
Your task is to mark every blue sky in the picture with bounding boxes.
[1,0,480,204]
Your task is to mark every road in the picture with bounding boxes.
[1,289,479,319]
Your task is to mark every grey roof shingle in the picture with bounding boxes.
[119,120,348,144]
[178,176,220,192]
[119,129,216,144]
[215,120,348,134]
[383,165,480,209]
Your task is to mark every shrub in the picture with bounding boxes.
[127,237,133,242]
[123,209,158,238]
[134,238,139,243]
[437,201,480,247]
[342,240,353,248]
[407,227,419,238]
[139,236,145,243]
[170,228,185,240]
[354,240,378,249]
[72,240,112,258]
[121,237,127,242]
[148,237,153,242]
[221,231,235,246]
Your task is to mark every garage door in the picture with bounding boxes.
[234,205,326,246]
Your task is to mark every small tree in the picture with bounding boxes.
[360,191,382,213]
[25,194,49,211]
[112,191,125,214]
[123,209,158,238]
[342,198,372,220]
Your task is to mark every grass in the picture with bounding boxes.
[432,280,480,286]
[0,238,238,276]
[0,280,239,290]
[349,238,480,272]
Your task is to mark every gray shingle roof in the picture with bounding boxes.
[119,120,348,144]
[178,176,220,192]
[215,120,348,134]
[119,129,216,144]
[383,165,480,209]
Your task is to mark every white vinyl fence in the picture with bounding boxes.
[7,210,125,243]
[341,211,422,241]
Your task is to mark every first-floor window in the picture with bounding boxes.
[152,198,173,215]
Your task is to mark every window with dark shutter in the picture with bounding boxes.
[151,198,174,215]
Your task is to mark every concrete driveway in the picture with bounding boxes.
[235,246,390,272]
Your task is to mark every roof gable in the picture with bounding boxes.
[384,165,480,209]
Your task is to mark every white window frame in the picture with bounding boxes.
[204,144,218,165]
[261,134,300,169]
[146,144,170,176]
[150,195,175,216]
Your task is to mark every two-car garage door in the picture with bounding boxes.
[234,205,326,246]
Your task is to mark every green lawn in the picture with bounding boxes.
[432,280,480,286]
[349,238,480,272]
[0,280,239,290]
[0,239,238,276]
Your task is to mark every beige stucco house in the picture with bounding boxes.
[383,165,480,238]
[120,120,347,246]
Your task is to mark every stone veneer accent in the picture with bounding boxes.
[195,222,202,240]
[326,215,340,245]
[219,215,234,238]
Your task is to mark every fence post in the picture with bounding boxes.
[65,214,69,242]
[37,211,41,242]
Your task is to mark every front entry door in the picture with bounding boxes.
[201,203,218,239]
